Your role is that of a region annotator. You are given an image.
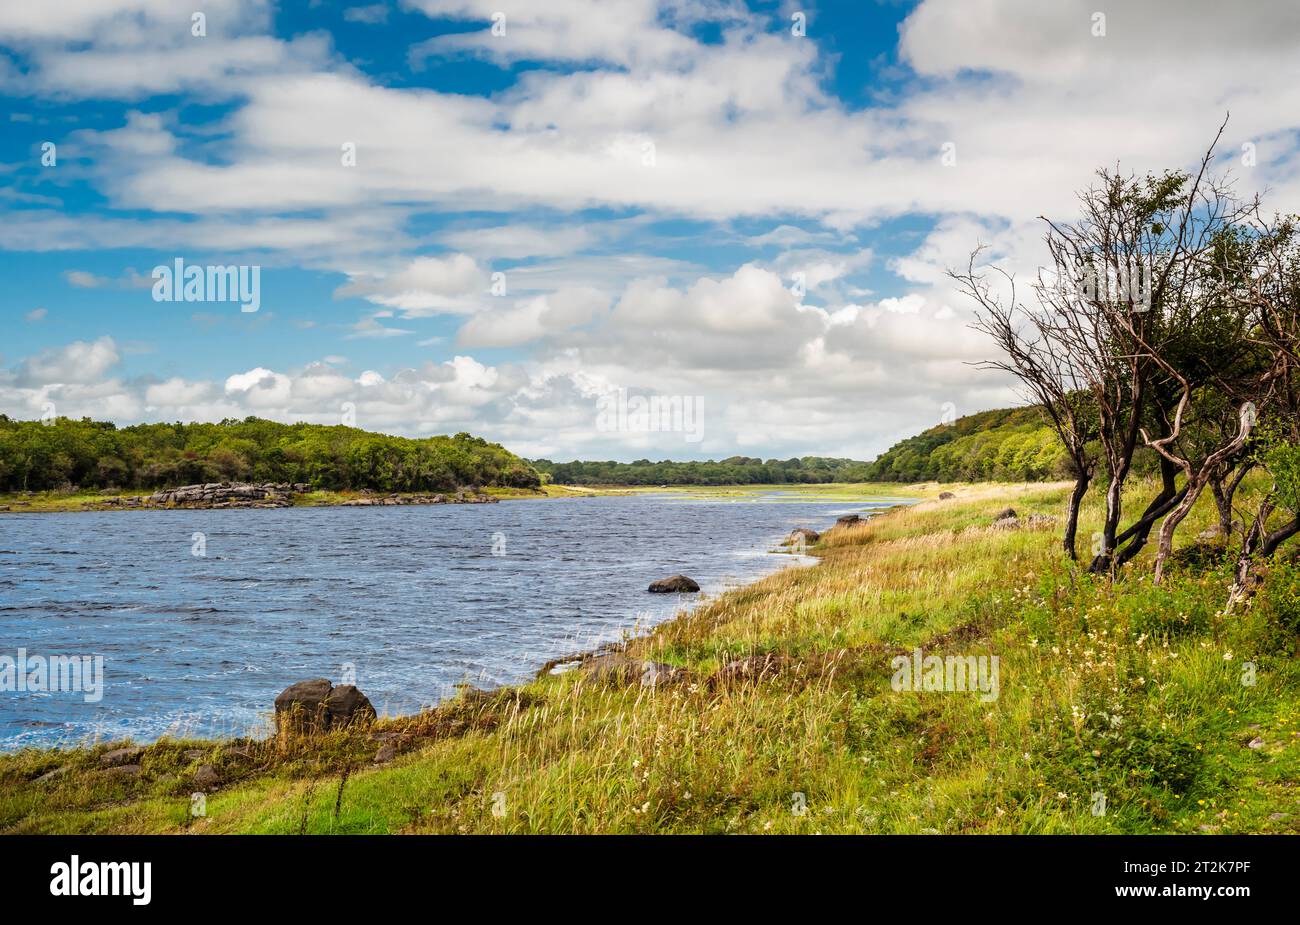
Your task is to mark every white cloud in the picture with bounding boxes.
[335,254,489,315]
[18,336,120,385]
[344,4,390,25]
[4,0,1297,461]
[457,288,607,347]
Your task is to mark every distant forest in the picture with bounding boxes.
[1,406,1083,494]
[530,456,875,485]
[0,416,540,493]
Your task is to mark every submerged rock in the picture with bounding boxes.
[648,574,700,593]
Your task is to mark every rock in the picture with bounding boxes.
[786,527,819,545]
[938,491,955,500]
[1247,736,1265,749]
[102,764,142,778]
[994,507,1017,521]
[835,514,863,527]
[1024,514,1059,528]
[712,653,793,686]
[274,678,333,734]
[274,678,375,735]
[581,654,690,687]
[648,574,700,593]
[35,766,69,784]
[100,746,144,767]
[193,764,220,788]
[325,684,377,728]
[374,744,398,763]
[147,481,301,509]
[1269,812,1290,822]
[183,749,206,762]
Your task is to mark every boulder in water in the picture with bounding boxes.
[648,575,700,593]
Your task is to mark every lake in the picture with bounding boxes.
[0,491,902,747]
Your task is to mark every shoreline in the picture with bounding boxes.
[0,490,913,753]
[0,480,922,514]
[3,480,1294,834]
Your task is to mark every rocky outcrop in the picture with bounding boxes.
[835,514,863,527]
[648,574,700,593]
[340,491,497,506]
[274,679,375,735]
[148,482,308,509]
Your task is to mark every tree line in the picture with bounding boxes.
[954,122,1300,605]
[530,456,875,486]
[0,416,541,493]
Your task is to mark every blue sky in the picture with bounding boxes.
[2,0,1297,460]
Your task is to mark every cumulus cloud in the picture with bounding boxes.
[18,336,120,386]
[335,254,490,315]
[2,0,1295,460]
[457,288,607,348]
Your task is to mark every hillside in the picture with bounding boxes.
[866,407,1069,483]
[0,416,540,494]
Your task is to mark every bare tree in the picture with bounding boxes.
[1039,121,1256,574]
[953,251,1096,559]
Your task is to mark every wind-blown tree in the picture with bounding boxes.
[960,124,1300,582]
[1035,127,1261,574]
[954,251,1098,559]
[1227,217,1300,607]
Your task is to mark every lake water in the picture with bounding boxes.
[0,492,901,748]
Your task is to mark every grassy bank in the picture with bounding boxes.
[2,480,1297,834]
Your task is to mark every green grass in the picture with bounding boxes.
[1,479,1297,834]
